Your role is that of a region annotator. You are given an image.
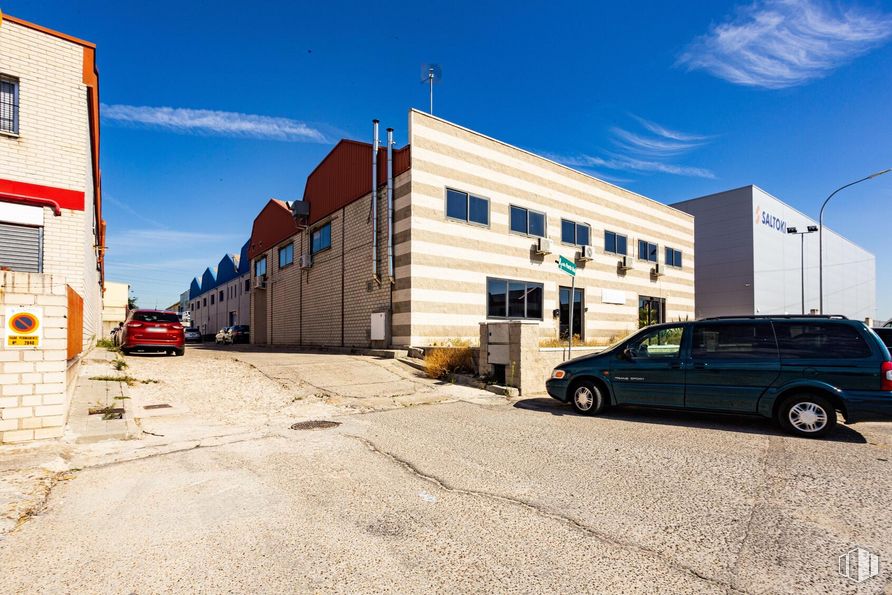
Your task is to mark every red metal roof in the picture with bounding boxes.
[248,199,301,260]
[302,140,410,225]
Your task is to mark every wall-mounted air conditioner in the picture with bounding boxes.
[299,254,313,269]
[535,237,552,255]
[254,274,267,289]
[577,245,594,262]
[652,264,664,277]
[618,256,633,271]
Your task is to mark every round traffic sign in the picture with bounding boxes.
[9,312,39,335]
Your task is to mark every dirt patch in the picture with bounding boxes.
[290,420,341,431]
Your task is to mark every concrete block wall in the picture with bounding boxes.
[0,271,71,443]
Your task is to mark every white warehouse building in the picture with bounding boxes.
[673,185,876,322]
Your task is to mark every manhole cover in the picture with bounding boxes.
[144,404,172,410]
[290,420,341,431]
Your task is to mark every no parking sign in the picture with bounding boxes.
[5,307,43,348]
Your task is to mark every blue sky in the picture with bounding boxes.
[6,0,892,318]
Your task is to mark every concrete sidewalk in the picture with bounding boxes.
[65,351,139,444]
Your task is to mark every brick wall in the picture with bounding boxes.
[0,272,71,443]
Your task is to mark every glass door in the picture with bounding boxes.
[559,287,584,340]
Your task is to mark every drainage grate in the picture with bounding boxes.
[290,420,341,431]
[143,404,172,410]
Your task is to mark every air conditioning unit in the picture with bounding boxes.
[652,264,664,277]
[254,274,267,289]
[299,254,313,269]
[618,256,633,271]
[535,237,552,255]
[577,245,594,262]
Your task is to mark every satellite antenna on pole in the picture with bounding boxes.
[421,64,442,115]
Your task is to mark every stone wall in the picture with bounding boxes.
[479,321,605,396]
[0,271,72,443]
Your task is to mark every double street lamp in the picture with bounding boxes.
[787,225,818,315]
[819,168,892,314]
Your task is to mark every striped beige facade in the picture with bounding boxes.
[397,110,695,346]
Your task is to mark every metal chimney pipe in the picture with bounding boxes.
[386,128,394,280]
[372,120,379,279]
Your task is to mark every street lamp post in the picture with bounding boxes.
[819,168,891,314]
[787,225,818,315]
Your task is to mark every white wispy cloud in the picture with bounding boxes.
[101,104,328,143]
[543,115,715,179]
[678,0,892,89]
[553,153,716,179]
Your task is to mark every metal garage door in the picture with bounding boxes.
[0,222,41,272]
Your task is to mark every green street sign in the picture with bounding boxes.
[558,255,576,276]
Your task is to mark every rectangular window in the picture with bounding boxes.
[638,240,658,262]
[774,323,872,359]
[254,256,267,277]
[245,279,251,292]
[561,219,591,245]
[278,243,294,268]
[0,76,19,135]
[665,247,683,268]
[692,323,777,359]
[486,277,544,320]
[210,295,215,305]
[604,231,628,255]
[638,296,665,328]
[509,205,546,237]
[203,298,207,307]
[446,188,489,225]
[219,290,224,301]
[311,223,331,254]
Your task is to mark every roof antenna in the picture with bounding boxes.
[421,64,442,114]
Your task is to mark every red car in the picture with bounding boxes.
[120,309,185,356]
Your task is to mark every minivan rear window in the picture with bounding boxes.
[132,311,180,323]
[774,323,872,359]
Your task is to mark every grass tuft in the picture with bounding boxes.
[423,346,476,380]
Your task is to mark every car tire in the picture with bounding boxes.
[777,393,836,438]
[121,348,131,356]
[569,379,606,415]
[174,349,184,357]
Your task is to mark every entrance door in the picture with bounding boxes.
[610,324,687,407]
[229,311,237,326]
[559,286,584,340]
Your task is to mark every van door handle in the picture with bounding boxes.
[693,362,708,370]
[670,362,683,369]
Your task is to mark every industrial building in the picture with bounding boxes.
[186,242,251,338]
[673,185,876,321]
[247,110,696,348]
[0,14,105,442]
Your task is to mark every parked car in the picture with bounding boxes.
[546,316,892,438]
[120,310,185,356]
[228,325,250,344]
[184,327,202,343]
[215,327,232,344]
[873,327,892,350]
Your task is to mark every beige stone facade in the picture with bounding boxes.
[250,109,694,351]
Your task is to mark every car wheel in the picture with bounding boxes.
[121,348,131,356]
[174,349,184,357]
[778,394,836,438]
[570,379,606,415]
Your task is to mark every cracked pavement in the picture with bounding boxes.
[0,345,890,593]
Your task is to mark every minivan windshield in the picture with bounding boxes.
[132,311,180,323]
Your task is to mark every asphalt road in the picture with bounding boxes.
[1,347,890,594]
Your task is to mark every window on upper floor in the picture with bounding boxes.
[210,294,215,305]
[311,223,331,254]
[278,242,294,268]
[219,290,224,301]
[561,219,590,246]
[446,188,489,226]
[245,279,250,292]
[0,76,19,135]
[509,205,546,237]
[255,257,267,277]
[604,230,628,255]
[638,240,658,262]
[665,247,683,268]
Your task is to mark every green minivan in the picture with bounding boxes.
[545,316,892,438]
